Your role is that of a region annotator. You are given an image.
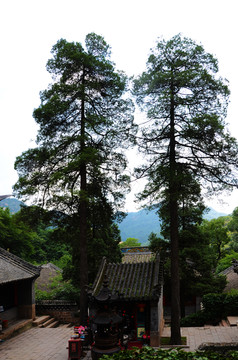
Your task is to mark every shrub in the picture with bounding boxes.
[181,293,238,326]
[202,293,226,321]
[180,310,209,327]
[223,293,238,316]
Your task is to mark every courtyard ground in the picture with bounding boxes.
[0,325,238,359]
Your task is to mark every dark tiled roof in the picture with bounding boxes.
[221,266,238,292]
[91,255,163,301]
[35,263,62,292]
[0,247,41,284]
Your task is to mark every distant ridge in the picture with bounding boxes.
[118,207,228,244]
[0,194,12,201]
[0,197,25,214]
[0,197,229,242]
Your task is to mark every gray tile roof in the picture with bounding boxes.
[0,247,41,284]
[91,254,163,301]
[221,266,238,292]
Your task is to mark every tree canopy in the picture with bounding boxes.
[120,237,141,248]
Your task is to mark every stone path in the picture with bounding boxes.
[162,325,238,351]
[0,325,238,359]
[0,327,73,360]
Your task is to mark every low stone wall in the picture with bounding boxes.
[198,342,238,354]
[36,300,79,324]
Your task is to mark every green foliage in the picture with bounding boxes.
[35,273,80,303]
[216,251,238,273]
[101,346,238,359]
[0,207,34,260]
[180,310,209,327]
[202,293,226,320]
[13,205,71,264]
[120,237,141,248]
[228,207,238,232]
[148,232,169,259]
[200,217,230,264]
[14,33,136,211]
[51,197,123,286]
[227,207,238,251]
[227,289,238,295]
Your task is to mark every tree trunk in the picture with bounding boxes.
[79,67,88,325]
[169,80,182,344]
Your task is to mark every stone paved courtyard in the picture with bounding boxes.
[0,325,238,359]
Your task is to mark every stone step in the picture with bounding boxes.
[40,317,56,328]
[227,316,238,326]
[33,315,51,327]
[59,323,72,328]
[47,320,59,328]
[220,319,230,327]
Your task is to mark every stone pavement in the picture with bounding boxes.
[0,327,73,360]
[162,325,238,352]
[0,325,238,359]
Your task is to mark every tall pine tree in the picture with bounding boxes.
[133,34,238,343]
[14,33,136,322]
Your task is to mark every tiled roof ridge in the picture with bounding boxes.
[0,247,40,276]
[91,255,162,301]
[107,259,152,265]
[92,257,107,296]
[220,266,233,275]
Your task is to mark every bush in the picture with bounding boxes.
[180,310,209,327]
[100,346,238,359]
[223,293,238,316]
[202,293,226,321]
[181,293,238,326]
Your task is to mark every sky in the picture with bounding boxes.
[1,0,238,214]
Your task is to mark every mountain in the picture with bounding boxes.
[118,207,228,244]
[0,197,25,214]
[0,197,228,243]
[117,208,162,244]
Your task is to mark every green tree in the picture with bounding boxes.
[201,217,230,264]
[133,34,238,343]
[120,237,141,248]
[13,205,70,264]
[14,33,136,322]
[154,172,224,317]
[216,251,238,273]
[0,207,34,260]
[148,232,169,259]
[227,207,238,251]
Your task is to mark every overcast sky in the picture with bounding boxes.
[1,0,237,213]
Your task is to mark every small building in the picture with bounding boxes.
[89,254,163,347]
[221,262,238,293]
[35,263,62,292]
[0,247,40,322]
